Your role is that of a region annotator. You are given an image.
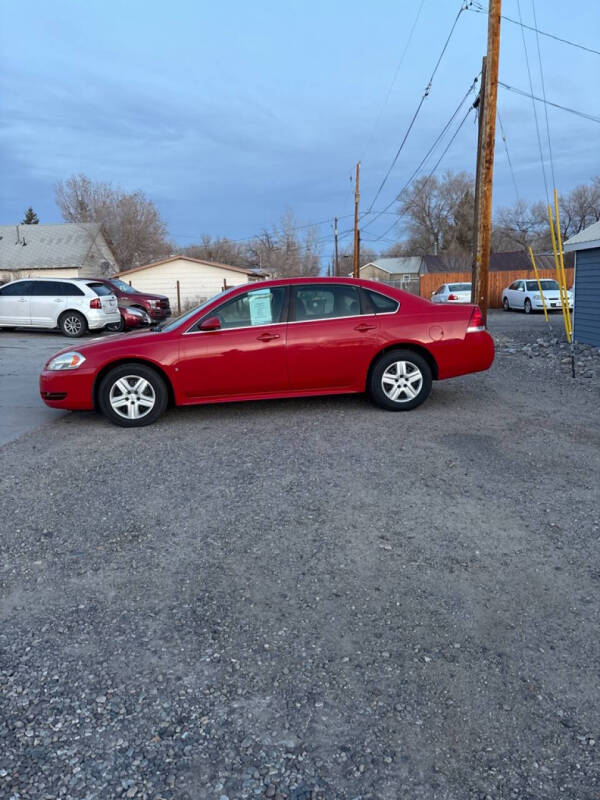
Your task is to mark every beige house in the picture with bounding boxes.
[0,223,117,281]
[115,255,264,311]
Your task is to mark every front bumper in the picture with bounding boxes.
[40,368,96,410]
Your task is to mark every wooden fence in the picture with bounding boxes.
[419,269,574,308]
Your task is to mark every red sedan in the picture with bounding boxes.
[39,278,494,427]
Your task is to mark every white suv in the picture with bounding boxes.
[0,277,121,337]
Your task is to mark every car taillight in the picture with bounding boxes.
[467,306,485,332]
[89,298,101,309]
[448,293,458,301]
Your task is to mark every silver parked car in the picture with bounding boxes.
[0,277,121,337]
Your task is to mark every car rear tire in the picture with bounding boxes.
[503,297,510,311]
[524,298,532,314]
[59,311,87,338]
[368,349,432,412]
[98,363,168,427]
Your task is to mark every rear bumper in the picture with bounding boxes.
[40,369,96,410]
[88,309,121,329]
[436,330,495,379]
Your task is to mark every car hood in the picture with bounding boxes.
[46,329,163,363]
[131,291,168,301]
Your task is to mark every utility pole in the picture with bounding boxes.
[334,216,340,276]
[471,0,501,324]
[353,162,360,278]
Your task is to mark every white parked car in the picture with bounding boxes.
[431,282,472,303]
[0,277,121,337]
[501,278,573,314]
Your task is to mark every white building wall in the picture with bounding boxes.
[117,258,255,310]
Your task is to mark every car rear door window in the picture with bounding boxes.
[361,289,399,313]
[30,281,84,296]
[292,285,360,321]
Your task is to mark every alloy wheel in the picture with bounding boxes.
[381,360,423,403]
[109,375,156,420]
[64,315,83,336]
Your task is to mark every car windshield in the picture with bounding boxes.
[157,288,236,332]
[449,283,471,291]
[526,279,559,291]
[110,278,139,294]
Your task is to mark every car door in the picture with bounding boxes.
[176,285,289,400]
[0,280,34,325]
[514,280,527,308]
[286,283,379,391]
[29,280,69,327]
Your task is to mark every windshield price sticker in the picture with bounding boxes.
[248,290,273,325]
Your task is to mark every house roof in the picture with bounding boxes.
[564,220,600,252]
[0,223,111,270]
[422,250,573,273]
[115,255,262,278]
[360,257,423,274]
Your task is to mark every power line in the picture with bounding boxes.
[361,75,480,233]
[497,108,521,203]
[365,2,467,213]
[468,3,600,56]
[498,82,600,124]
[373,104,476,242]
[359,0,427,162]
[531,0,556,190]
[516,0,549,204]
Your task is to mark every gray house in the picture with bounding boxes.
[0,223,117,283]
[564,221,600,346]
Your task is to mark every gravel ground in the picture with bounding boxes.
[1,325,599,800]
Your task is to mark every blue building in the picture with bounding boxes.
[564,221,600,347]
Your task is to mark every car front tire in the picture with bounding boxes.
[98,363,168,427]
[59,311,87,338]
[368,349,432,412]
[524,298,532,314]
[503,297,510,311]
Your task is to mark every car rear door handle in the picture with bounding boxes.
[354,323,376,332]
[17,298,27,302]
[256,332,280,342]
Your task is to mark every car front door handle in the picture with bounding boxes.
[17,298,27,303]
[354,323,376,332]
[256,332,280,342]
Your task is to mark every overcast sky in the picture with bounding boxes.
[1,0,598,253]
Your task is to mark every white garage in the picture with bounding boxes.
[115,256,264,312]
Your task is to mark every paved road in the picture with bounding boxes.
[0,312,567,448]
[0,330,70,446]
[1,329,599,798]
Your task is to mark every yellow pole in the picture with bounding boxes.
[528,247,548,322]
[553,188,572,336]
[547,204,571,344]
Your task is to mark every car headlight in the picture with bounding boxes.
[46,352,86,370]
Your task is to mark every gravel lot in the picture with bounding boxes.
[1,313,599,800]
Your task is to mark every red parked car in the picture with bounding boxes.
[40,278,494,427]
[86,277,171,321]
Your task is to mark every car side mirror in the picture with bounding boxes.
[199,316,221,331]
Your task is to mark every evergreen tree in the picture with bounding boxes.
[21,207,39,224]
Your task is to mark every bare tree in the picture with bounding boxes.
[559,178,600,237]
[55,174,170,268]
[397,171,475,257]
[245,212,321,277]
[182,235,249,267]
